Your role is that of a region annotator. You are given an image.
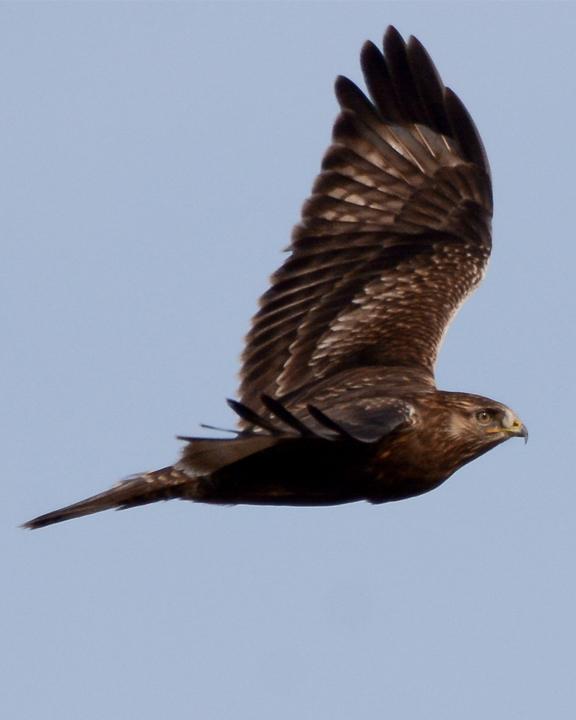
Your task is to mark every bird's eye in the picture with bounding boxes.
[475,410,492,425]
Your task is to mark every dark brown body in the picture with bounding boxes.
[185,386,516,508]
[187,433,448,507]
[24,367,525,529]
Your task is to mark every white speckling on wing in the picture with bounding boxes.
[305,241,488,377]
[239,47,492,416]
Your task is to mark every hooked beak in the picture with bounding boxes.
[508,418,528,444]
[485,416,528,443]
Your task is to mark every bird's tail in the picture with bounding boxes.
[23,397,373,529]
[23,466,193,530]
[23,431,285,529]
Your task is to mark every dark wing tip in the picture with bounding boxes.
[383,25,405,53]
[359,40,403,123]
[358,26,489,176]
[405,34,451,135]
[334,75,374,117]
[227,398,280,435]
[361,38,380,58]
[444,86,491,176]
[260,394,314,436]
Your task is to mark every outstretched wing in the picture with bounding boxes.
[239,27,492,415]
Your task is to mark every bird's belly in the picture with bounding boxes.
[366,444,449,503]
[366,472,448,503]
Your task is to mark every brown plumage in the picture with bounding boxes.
[25,26,526,530]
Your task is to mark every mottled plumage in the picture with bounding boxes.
[25,27,526,530]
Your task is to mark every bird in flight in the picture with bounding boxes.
[25,26,526,529]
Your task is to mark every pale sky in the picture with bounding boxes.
[4,3,576,719]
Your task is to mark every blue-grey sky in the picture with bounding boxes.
[4,2,575,718]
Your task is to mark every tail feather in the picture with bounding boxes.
[23,401,373,529]
[23,434,282,529]
[23,467,190,530]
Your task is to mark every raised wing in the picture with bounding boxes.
[239,27,492,415]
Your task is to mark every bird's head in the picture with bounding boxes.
[432,391,527,469]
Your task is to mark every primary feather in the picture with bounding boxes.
[239,26,492,416]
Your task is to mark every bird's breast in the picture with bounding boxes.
[366,432,450,502]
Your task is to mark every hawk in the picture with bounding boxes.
[25,27,527,529]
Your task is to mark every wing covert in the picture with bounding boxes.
[239,27,492,415]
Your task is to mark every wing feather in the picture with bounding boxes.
[239,27,492,416]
